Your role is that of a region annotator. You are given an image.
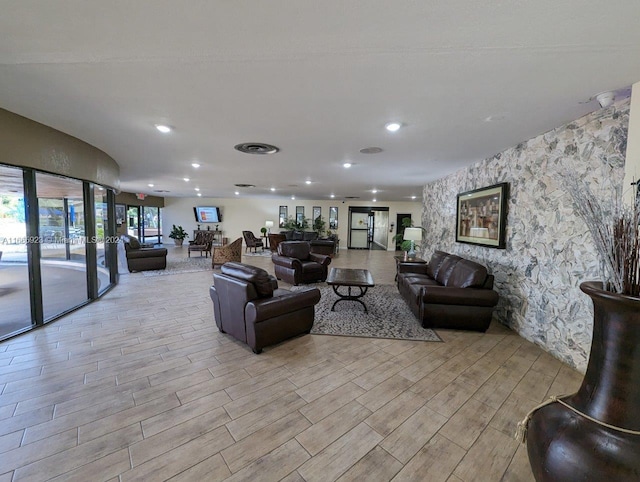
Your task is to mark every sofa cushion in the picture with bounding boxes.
[427,250,449,278]
[445,259,488,288]
[127,235,141,250]
[278,241,310,260]
[435,255,462,285]
[221,261,274,298]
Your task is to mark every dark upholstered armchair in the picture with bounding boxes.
[210,262,320,353]
[121,235,167,272]
[188,231,214,258]
[242,230,264,253]
[271,241,331,285]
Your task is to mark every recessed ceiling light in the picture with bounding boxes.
[411,195,417,200]
[372,189,378,194]
[343,163,352,168]
[98,187,104,191]
[148,183,154,187]
[305,180,312,185]
[197,193,202,197]
[191,163,200,168]
[385,122,401,132]
[330,194,335,198]
[155,124,172,133]
[291,196,295,200]
[235,191,239,195]
[270,187,276,192]
[183,178,190,182]
[194,188,200,192]
[372,199,377,202]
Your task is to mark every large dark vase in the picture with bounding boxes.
[526,281,640,481]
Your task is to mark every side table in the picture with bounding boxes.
[394,255,427,281]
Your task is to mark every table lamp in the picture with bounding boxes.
[403,227,422,258]
[265,220,274,234]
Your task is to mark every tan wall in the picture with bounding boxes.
[162,197,421,251]
[0,109,120,190]
[115,192,165,208]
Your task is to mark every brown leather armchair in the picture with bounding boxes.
[210,262,320,353]
[271,241,331,285]
[121,235,167,272]
[242,230,264,253]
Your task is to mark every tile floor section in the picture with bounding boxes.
[0,248,583,481]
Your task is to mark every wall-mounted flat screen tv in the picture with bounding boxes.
[194,206,222,223]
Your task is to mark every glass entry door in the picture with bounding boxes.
[349,211,370,249]
[127,205,162,245]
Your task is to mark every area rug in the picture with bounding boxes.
[309,284,441,342]
[142,256,212,277]
[243,250,272,258]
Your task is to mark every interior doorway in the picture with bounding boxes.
[127,205,162,245]
[348,206,389,250]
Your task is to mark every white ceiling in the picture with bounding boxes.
[2,1,640,202]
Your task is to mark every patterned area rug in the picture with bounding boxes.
[142,256,212,277]
[243,250,272,258]
[309,284,441,342]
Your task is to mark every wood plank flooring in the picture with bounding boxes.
[0,248,583,481]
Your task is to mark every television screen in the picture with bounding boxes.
[194,206,221,223]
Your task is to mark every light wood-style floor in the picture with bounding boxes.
[0,248,583,481]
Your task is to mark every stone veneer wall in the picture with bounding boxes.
[421,100,630,371]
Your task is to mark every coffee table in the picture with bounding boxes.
[326,267,375,312]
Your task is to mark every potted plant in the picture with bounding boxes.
[260,227,268,238]
[523,177,640,480]
[313,215,326,236]
[392,217,424,255]
[168,224,189,246]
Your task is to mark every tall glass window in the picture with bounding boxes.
[94,186,111,294]
[36,173,88,321]
[0,165,32,337]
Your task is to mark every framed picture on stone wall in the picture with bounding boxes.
[456,182,508,249]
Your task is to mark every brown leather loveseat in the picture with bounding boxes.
[121,235,167,272]
[271,241,331,285]
[210,262,321,353]
[397,250,499,331]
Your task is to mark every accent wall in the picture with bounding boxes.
[421,99,630,371]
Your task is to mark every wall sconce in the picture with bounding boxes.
[390,222,395,233]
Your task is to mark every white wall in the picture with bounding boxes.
[162,197,421,251]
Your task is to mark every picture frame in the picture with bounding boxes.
[115,204,126,227]
[456,182,508,249]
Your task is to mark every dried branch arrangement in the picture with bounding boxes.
[564,175,640,296]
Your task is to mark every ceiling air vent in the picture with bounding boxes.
[234,183,255,188]
[359,147,383,154]
[234,143,279,155]
[344,196,360,199]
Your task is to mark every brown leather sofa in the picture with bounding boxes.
[310,235,338,256]
[271,241,331,285]
[121,235,167,272]
[397,250,499,331]
[210,262,321,353]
